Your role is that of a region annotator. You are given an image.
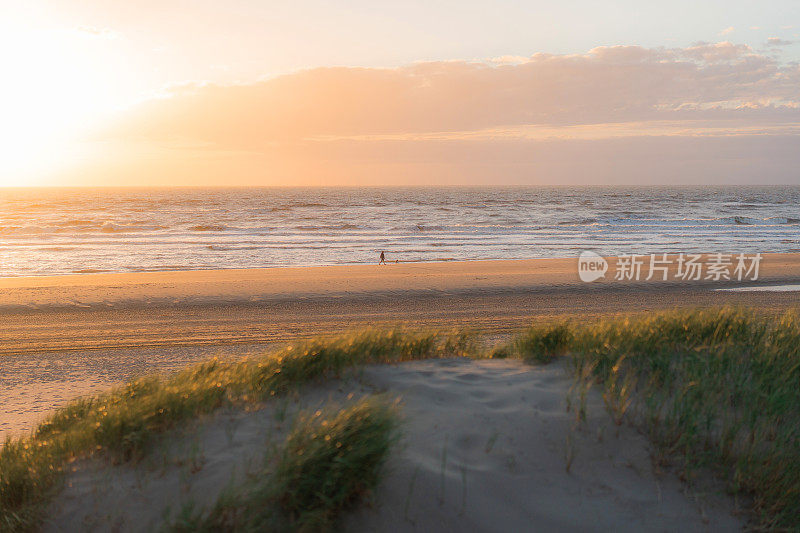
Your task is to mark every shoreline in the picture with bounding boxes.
[0,249,784,280]
[1,253,800,310]
[1,249,798,276]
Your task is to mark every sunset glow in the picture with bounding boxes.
[2,1,799,186]
[0,11,139,184]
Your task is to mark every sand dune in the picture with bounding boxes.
[45,358,744,532]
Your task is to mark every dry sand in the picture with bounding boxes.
[2,254,800,441]
[45,358,745,532]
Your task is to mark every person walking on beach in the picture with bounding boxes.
[379,251,386,265]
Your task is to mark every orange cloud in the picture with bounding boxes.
[767,37,795,46]
[69,43,800,186]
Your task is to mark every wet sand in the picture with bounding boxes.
[2,254,799,440]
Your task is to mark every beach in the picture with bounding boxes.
[2,253,800,441]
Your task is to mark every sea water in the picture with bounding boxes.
[0,186,798,277]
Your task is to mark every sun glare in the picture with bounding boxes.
[0,22,132,185]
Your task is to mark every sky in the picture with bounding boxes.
[1,1,799,186]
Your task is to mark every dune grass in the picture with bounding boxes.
[0,329,473,532]
[171,396,399,532]
[512,322,573,364]
[507,307,800,530]
[273,396,399,530]
[3,307,799,530]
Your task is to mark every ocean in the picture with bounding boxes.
[0,186,798,277]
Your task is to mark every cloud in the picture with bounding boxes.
[767,37,795,46]
[719,26,735,36]
[101,42,799,146]
[75,26,119,39]
[79,43,800,185]
[488,55,531,65]
[682,41,753,62]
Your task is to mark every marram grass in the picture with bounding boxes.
[168,396,399,533]
[273,397,399,530]
[0,329,473,532]
[507,307,800,530]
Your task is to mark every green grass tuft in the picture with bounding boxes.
[168,396,399,532]
[271,396,399,530]
[511,322,574,363]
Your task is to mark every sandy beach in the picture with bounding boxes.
[2,254,800,440]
